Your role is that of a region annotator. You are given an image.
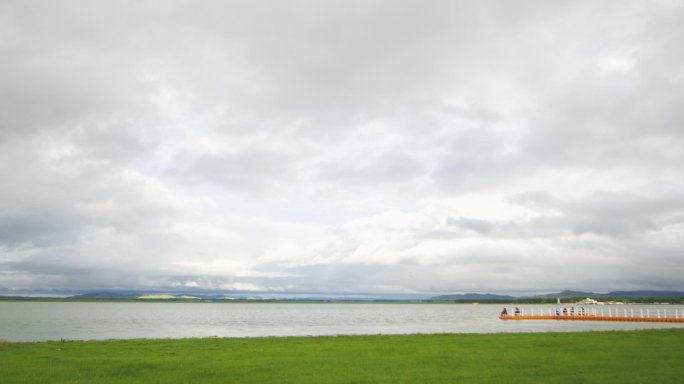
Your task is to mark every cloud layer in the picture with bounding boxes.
[1,0,683,294]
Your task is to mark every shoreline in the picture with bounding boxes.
[3,297,684,305]
[4,326,684,345]
[0,327,681,343]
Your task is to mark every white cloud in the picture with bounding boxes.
[1,0,683,294]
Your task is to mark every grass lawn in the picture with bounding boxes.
[2,329,683,383]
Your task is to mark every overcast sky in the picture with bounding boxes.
[1,0,683,295]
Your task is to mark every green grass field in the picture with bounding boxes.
[2,329,683,383]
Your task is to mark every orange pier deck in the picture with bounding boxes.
[500,315,684,323]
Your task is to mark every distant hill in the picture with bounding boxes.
[532,290,684,299]
[431,290,684,303]
[70,291,140,299]
[533,290,595,299]
[32,289,684,303]
[602,291,684,298]
[431,293,515,301]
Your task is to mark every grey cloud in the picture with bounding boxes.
[446,217,496,234]
[0,138,182,251]
[430,128,520,192]
[1,34,151,139]
[314,152,425,188]
[510,190,684,238]
[69,120,154,165]
[1,257,157,290]
[515,4,684,171]
[0,213,79,247]
[171,149,298,197]
[2,0,684,293]
[440,104,502,125]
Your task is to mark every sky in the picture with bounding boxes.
[1,0,683,295]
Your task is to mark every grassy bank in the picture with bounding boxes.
[2,329,683,383]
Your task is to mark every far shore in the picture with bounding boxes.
[2,295,684,305]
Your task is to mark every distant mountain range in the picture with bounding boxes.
[431,293,516,301]
[533,290,595,299]
[70,291,239,300]
[431,290,684,302]
[65,290,431,301]
[70,291,140,299]
[531,290,684,299]
[4,289,684,302]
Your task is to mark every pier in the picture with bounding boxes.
[499,307,684,323]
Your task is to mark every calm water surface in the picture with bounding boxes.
[1,302,683,342]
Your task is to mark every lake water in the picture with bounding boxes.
[1,302,683,342]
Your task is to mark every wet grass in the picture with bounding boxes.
[2,329,683,383]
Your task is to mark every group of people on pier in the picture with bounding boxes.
[500,307,588,316]
[499,307,521,316]
[555,307,587,316]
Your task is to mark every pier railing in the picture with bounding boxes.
[499,307,684,323]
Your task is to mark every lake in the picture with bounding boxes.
[2,302,683,342]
